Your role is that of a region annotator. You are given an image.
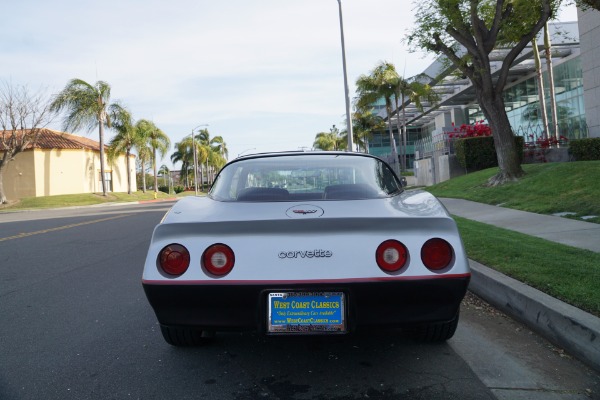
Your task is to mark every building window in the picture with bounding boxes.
[99,171,113,192]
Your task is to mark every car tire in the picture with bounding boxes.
[408,312,459,342]
[160,325,214,346]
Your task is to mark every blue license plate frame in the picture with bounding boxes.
[267,291,346,334]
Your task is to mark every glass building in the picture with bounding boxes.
[367,22,587,169]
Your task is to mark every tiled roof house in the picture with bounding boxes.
[0,128,136,201]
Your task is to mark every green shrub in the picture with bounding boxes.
[158,185,169,193]
[570,138,600,161]
[455,136,524,172]
[173,186,185,194]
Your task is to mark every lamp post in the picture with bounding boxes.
[337,0,354,152]
[191,124,209,196]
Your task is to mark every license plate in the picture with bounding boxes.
[267,292,346,334]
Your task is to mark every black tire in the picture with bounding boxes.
[408,312,459,342]
[160,325,214,346]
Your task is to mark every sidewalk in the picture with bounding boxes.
[440,198,600,373]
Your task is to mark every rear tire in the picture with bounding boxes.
[160,325,214,346]
[408,312,459,342]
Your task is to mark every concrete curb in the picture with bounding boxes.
[468,259,600,373]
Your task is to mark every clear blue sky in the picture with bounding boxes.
[1,0,577,168]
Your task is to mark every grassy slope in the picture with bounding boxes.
[423,161,600,316]
[426,161,600,223]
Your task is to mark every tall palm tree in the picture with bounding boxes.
[196,129,227,189]
[390,70,439,170]
[50,79,126,196]
[158,164,170,189]
[133,120,153,193]
[355,64,398,172]
[107,108,143,194]
[149,123,170,193]
[171,139,194,188]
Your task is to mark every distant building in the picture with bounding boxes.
[0,128,136,201]
[579,7,600,138]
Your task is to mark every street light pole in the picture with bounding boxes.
[191,124,209,196]
[337,0,354,152]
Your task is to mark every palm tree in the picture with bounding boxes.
[133,120,153,193]
[148,121,170,193]
[196,129,227,189]
[50,79,126,196]
[171,139,194,189]
[352,109,385,153]
[158,164,170,187]
[390,70,439,170]
[107,108,142,194]
[313,125,345,151]
[355,64,399,173]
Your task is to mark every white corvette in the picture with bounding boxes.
[142,152,470,346]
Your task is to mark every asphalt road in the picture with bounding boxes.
[0,202,598,400]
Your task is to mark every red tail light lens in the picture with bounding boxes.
[376,240,408,272]
[421,238,453,271]
[202,244,235,276]
[158,244,190,276]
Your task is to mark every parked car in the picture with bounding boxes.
[142,151,470,346]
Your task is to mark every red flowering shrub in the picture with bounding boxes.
[447,121,492,139]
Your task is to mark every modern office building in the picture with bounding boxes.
[579,7,600,138]
[368,17,597,169]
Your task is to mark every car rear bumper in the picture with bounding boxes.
[142,276,470,333]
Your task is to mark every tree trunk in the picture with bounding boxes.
[478,95,525,186]
[394,96,405,172]
[153,148,158,193]
[532,39,549,139]
[98,123,107,196]
[126,149,132,195]
[0,163,7,204]
[544,23,559,139]
[386,102,400,175]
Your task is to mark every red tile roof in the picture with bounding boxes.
[0,128,104,151]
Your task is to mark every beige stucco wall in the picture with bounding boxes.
[3,148,136,201]
[2,150,37,200]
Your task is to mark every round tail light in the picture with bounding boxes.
[158,244,190,276]
[376,240,408,272]
[421,238,453,271]
[202,244,235,276]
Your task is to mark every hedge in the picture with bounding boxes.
[570,138,600,161]
[455,136,524,171]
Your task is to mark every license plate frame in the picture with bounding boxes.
[267,291,346,334]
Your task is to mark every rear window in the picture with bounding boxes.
[209,153,402,202]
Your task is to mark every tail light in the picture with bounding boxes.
[158,244,190,276]
[376,240,408,272]
[202,244,235,276]
[421,238,453,271]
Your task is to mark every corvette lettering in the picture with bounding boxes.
[292,209,318,215]
[278,250,333,259]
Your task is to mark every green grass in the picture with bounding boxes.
[0,190,199,211]
[426,161,600,223]
[455,216,600,317]
[422,161,600,315]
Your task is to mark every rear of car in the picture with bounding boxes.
[142,152,470,345]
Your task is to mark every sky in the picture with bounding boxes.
[2,0,578,169]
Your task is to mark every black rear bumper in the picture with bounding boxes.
[143,277,470,333]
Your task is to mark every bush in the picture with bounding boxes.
[570,138,600,161]
[173,186,185,194]
[158,185,169,193]
[455,136,524,171]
